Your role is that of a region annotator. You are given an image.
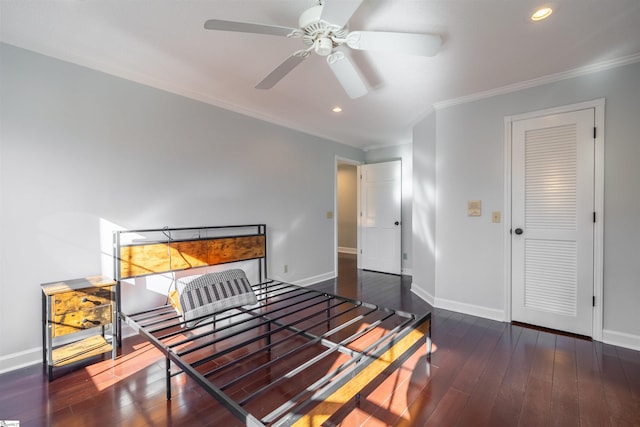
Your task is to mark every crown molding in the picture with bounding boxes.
[434,53,640,111]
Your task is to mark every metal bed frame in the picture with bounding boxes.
[114,225,431,427]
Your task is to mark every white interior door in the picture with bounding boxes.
[511,109,595,336]
[359,161,402,275]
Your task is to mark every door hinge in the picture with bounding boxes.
[593,127,597,139]
[592,296,596,307]
[593,211,596,223]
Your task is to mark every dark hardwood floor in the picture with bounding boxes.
[1,253,639,426]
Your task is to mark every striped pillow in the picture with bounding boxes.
[177,269,257,327]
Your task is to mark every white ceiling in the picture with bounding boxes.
[2,0,640,150]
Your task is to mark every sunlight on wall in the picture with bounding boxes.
[412,150,436,257]
[269,215,305,280]
[99,218,124,279]
[102,220,265,313]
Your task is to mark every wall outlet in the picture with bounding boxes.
[492,211,501,223]
[403,253,408,260]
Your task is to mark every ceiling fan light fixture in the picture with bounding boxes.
[315,37,334,56]
[531,6,553,21]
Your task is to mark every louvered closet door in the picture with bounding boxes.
[511,109,594,336]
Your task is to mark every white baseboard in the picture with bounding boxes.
[338,247,357,254]
[290,271,336,288]
[603,329,640,351]
[0,346,42,375]
[434,296,506,322]
[410,283,435,306]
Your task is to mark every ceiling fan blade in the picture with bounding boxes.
[326,52,367,99]
[346,31,442,56]
[320,0,364,28]
[255,51,308,89]
[204,19,299,37]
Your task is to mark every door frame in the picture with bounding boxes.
[334,156,362,277]
[503,98,605,341]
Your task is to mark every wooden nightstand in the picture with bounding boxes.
[41,276,118,381]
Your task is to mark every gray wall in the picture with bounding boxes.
[411,114,437,300]
[412,60,640,349]
[0,43,364,371]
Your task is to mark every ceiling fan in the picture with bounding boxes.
[204,0,442,99]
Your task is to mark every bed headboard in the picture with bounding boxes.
[113,224,267,282]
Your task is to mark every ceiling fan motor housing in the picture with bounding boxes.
[299,5,348,55]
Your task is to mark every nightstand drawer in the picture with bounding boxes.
[52,288,112,315]
[52,304,113,337]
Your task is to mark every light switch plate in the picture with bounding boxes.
[492,211,501,223]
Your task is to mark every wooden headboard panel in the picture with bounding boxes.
[113,225,267,280]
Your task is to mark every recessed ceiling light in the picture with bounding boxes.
[332,106,343,113]
[531,6,553,21]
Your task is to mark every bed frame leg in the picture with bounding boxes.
[166,357,172,400]
[426,336,432,378]
[266,320,271,351]
[326,298,331,330]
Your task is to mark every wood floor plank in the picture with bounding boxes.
[598,342,640,425]
[616,346,640,406]
[455,324,524,426]
[423,388,470,427]
[449,324,503,393]
[575,337,610,427]
[486,326,539,426]
[517,330,556,427]
[397,316,489,426]
[549,335,580,427]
